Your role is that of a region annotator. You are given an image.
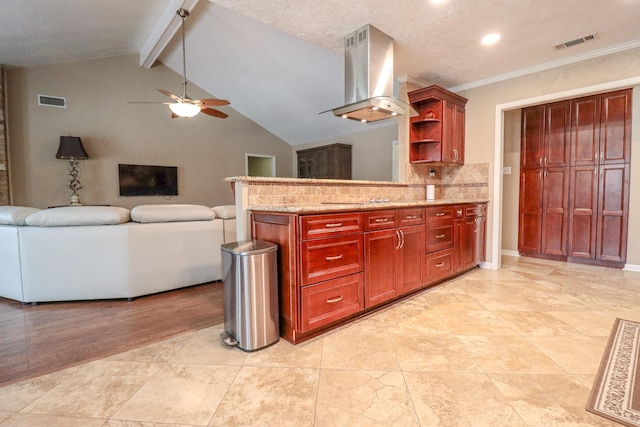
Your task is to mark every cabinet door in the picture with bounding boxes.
[596,164,629,263]
[453,218,464,273]
[364,229,398,307]
[451,103,465,164]
[567,166,598,259]
[518,168,543,254]
[541,167,569,256]
[475,216,486,264]
[571,96,600,166]
[521,105,545,169]
[544,101,571,167]
[441,101,456,163]
[397,225,425,295]
[463,217,477,269]
[600,90,631,164]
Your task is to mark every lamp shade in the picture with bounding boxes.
[56,136,89,160]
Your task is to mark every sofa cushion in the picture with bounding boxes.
[0,206,42,225]
[212,205,236,219]
[25,206,131,227]
[131,204,214,223]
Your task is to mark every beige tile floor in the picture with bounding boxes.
[1,255,639,426]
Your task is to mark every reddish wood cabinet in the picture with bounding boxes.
[364,209,425,307]
[519,89,631,267]
[252,202,486,344]
[408,85,467,165]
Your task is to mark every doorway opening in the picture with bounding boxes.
[245,154,276,177]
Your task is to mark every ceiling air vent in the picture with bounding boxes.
[38,94,66,108]
[553,33,599,50]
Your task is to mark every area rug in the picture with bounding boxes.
[586,318,640,427]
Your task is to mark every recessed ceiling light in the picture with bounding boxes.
[431,0,447,4]
[481,33,501,45]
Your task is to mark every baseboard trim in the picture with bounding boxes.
[623,263,640,272]
[501,250,520,257]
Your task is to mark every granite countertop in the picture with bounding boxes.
[250,199,489,214]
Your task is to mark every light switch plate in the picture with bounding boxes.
[503,166,512,175]
[0,163,6,171]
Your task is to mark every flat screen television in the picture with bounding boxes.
[118,164,178,197]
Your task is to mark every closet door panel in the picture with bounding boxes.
[568,166,598,259]
[541,167,569,256]
[570,96,599,167]
[597,164,629,262]
[544,101,571,167]
[600,90,632,164]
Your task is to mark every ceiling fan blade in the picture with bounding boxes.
[198,98,230,107]
[157,88,182,102]
[200,107,228,119]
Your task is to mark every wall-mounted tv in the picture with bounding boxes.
[118,164,178,197]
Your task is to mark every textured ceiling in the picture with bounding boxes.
[2,0,640,145]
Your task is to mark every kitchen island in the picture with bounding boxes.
[251,200,488,344]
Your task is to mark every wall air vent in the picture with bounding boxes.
[553,33,599,50]
[37,94,66,108]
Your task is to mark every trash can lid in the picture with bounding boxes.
[221,239,277,255]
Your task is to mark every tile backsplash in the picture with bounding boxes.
[238,162,488,206]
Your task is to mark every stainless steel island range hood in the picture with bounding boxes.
[330,24,416,123]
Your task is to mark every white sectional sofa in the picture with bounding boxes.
[0,204,237,304]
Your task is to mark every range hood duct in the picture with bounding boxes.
[330,24,416,123]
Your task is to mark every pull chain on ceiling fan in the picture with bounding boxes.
[131,8,230,119]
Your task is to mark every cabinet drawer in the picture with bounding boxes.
[427,223,453,252]
[398,208,425,226]
[300,273,364,332]
[301,234,364,286]
[364,210,398,231]
[427,207,453,222]
[465,204,486,218]
[426,249,453,283]
[300,213,363,240]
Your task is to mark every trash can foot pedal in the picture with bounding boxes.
[220,331,238,347]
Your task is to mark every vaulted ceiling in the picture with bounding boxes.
[2,0,640,145]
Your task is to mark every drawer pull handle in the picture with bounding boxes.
[405,215,418,219]
[435,262,445,267]
[435,212,446,217]
[436,234,445,239]
[325,254,344,261]
[456,209,463,215]
[326,295,343,304]
[374,218,389,223]
[325,223,343,228]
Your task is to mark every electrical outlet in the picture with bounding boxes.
[0,163,6,171]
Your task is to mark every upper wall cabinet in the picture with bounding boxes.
[521,100,571,169]
[571,89,632,166]
[408,85,468,165]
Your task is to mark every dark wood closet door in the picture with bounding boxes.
[518,168,543,254]
[570,95,600,167]
[568,166,598,259]
[521,105,545,169]
[541,167,569,256]
[544,100,571,168]
[596,164,630,263]
[600,90,632,164]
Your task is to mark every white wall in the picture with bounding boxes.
[6,54,293,209]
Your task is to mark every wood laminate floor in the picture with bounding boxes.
[0,281,223,386]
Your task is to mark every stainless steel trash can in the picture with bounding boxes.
[220,240,279,351]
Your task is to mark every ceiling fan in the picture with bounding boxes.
[133,9,230,119]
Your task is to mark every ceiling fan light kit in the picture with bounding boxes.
[169,101,200,117]
[132,8,230,119]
